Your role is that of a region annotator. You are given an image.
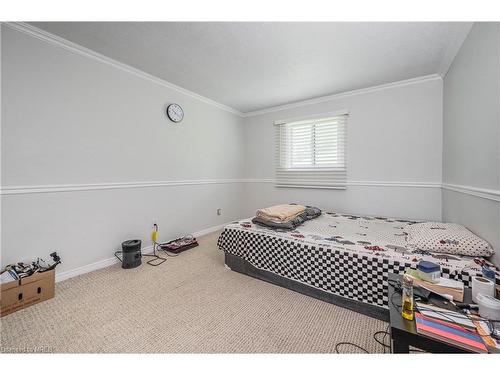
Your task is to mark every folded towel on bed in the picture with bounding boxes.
[257,211,304,224]
[256,204,306,222]
[252,214,306,230]
[252,205,322,230]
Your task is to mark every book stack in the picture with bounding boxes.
[415,309,487,353]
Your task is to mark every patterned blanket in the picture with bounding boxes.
[218,212,499,308]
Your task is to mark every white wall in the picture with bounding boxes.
[242,77,444,221]
[1,25,246,276]
[442,23,500,265]
[3,21,498,279]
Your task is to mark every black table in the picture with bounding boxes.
[388,273,476,353]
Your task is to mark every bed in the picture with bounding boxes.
[217,212,497,321]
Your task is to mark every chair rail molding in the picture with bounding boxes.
[3,179,498,202]
[442,183,500,202]
[2,179,444,195]
[0,179,249,195]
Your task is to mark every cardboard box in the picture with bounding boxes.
[1,269,55,317]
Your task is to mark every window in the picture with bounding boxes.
[275,113,348,189]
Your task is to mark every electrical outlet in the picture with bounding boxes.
[217,208,222,216]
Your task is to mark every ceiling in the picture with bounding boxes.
[29,22,472,114]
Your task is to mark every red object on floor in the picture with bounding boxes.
[159,236,199,254]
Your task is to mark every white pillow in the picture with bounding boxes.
[404,222,494,257]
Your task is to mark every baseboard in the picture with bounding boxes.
[55,256,119,282]
[192,222,228,237]
[55,222,230,282]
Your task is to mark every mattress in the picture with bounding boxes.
[217,212,498,309]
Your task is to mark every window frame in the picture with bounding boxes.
[274,110,348,189]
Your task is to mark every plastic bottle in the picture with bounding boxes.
[402,275,414,320]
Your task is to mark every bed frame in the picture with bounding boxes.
[225,252,390,322]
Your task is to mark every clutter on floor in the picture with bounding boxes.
[159,235,199,254]
[114,224,199,269]
[114,237,168,268]
[0,252,61,317]
[115,240,143,269]
[0,231,388,353]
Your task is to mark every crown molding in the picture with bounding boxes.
[3,22,447,119]
[2,22,244,117]
[438,22,474,77]
[241,74,443,117]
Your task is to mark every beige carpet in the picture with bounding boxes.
[1,231,387,353]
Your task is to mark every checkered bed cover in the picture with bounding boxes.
[217,212,499,309]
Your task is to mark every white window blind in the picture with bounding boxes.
[275,113,348,189]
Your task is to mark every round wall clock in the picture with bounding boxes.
[166,103,184,123]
